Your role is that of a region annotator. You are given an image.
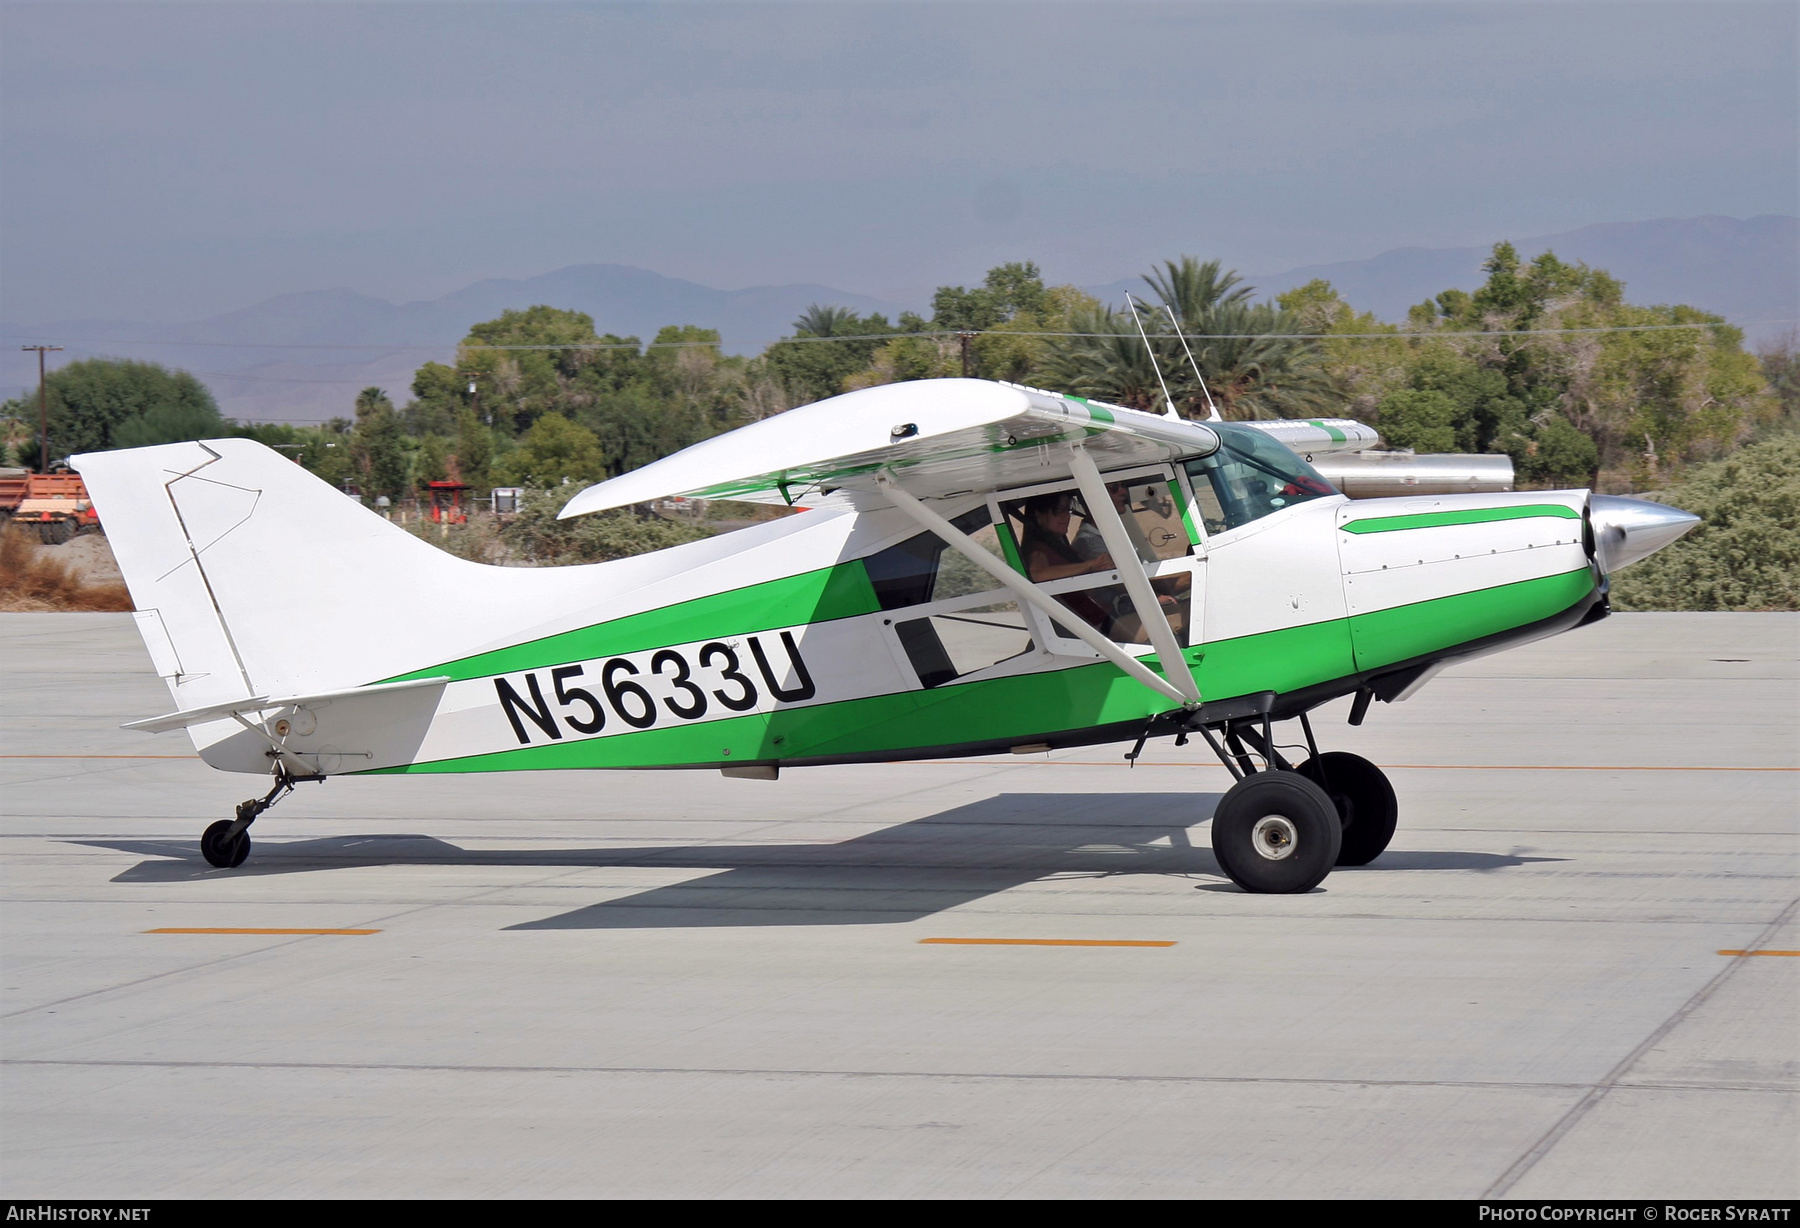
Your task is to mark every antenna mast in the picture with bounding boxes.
[1123,292,1179,420]
[1166,305,1221,421]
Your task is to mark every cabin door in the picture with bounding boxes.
[993,465,1205,662]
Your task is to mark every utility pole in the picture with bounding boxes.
[460,371,485,425]
[20,346,63,473]
[957,331,978,378]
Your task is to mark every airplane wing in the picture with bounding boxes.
[1237,418,1380,456]
[559,379,1225,516]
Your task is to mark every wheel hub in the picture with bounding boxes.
[1250,815,1298,861]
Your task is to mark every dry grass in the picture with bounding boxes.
[0,525,134,612]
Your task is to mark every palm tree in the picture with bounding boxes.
[1144,257,1253,323]
[1044,256,1338,420]
[353,386,395,422]
[792,304,858,339]
[1040,305,1169,412]
[1159,299,1338,420]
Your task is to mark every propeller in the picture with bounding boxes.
[1588,494,1700,573]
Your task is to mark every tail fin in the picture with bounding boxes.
[72,439,601,733]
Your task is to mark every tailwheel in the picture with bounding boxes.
[1209,770,1341,893]
[197,772,308,870]
[1297,751,1397,866]
[200,818,251,869]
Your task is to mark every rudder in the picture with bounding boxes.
[73,439,603,738]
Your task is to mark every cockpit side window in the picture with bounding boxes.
[1183,423,1337,533]
[866,507,1034,690]
[863,507,995,610]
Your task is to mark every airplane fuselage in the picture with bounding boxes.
[307,484,1602,778]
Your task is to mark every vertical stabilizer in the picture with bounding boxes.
[72,439,630,758]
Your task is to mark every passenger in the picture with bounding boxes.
[1072,482,1156,565]
[1068,483,1190,630]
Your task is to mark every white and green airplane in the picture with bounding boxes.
[73,378,1697,892]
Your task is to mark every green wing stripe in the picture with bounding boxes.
[381,561,880,684]
[1341,504,1579,534]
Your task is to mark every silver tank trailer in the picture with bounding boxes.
[1312,451,1515,498]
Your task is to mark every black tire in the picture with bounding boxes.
[39,520,74,545]
[1209,770,1342,893]
[1297,752,1398,866]
[200,819,251,869]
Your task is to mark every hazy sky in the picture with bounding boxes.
[3,1,1795,323]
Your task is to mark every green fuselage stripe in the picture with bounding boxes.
[1306,420,1347,443]
[382,561,881,684]
[1348,566,1592,671]
[1341,504,1580,534]
[365,566,1596,775]
[372,657,1172,775]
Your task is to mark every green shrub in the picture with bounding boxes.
[500,488,714,565]
[1610,435,1800,611]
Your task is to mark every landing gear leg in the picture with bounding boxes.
[199,766,316,869]
[1190,707,1398,890]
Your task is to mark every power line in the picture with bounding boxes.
[0,336,453,352]
[4,319,1787,355]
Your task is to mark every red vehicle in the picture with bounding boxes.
[7,472,100,543]
[427,479,471,524]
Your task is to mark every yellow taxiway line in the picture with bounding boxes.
[1718,949,1800,957]
[919,938,1175,948]
[145,928,380,936]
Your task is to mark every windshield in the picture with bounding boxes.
[1183,423,1338,534]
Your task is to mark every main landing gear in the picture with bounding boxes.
[1191,709,1398,894]
[199,766,321,869]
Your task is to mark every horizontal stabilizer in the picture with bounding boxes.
[123,676,451,734]
[560,379,1221,517]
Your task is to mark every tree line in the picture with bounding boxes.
[3,246,1794,607]
[7,246,1786,498]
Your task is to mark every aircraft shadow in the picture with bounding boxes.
[82,793,1219,926]
[75,793,1567,929]
[1337,850,1568,872]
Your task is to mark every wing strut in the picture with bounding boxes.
[874,473,1193,709]
[1068,445,1201,705]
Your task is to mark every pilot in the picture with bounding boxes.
[1020,492,1112,582]
[1019,493,1115,631]
[1018,492,1146,641]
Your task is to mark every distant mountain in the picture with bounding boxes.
[1,265,906,424]
[1086,215,1798,340]
[6,217,1792,425]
